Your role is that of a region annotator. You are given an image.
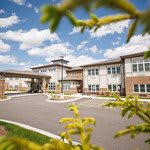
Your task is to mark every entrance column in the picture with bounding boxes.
[31,78,35,92]
[42,78,50,93]
[0,75,5,97]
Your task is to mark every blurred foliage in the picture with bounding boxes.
[0,104,103,150]
[40,0,150,58]
[103,93,150,144]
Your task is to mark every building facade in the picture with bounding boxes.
[3,52,150,98]
[31,59,71,93]
[121,53,150,98]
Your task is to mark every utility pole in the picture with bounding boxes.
[60,56,64,99]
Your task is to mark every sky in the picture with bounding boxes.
[0,0,150,70]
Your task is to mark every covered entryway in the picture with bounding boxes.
[0,70,51,97]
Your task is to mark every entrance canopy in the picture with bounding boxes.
[0,69,50,79]
[0,70,51,96]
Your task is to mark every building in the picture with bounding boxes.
[59,66,83,94]
[31,59,71,93]
[121,52,150,98]
[82,58,124,96]
[2,52,150,98]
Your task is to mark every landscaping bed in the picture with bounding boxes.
[0,121,51,145]
[50,94,76,101]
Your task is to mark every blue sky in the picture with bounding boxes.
[0,0,150,70]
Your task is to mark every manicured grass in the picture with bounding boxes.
[0,121,51,145]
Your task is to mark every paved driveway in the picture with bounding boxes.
[0,94,149,150]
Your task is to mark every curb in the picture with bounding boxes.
[0,119,79,145]
[46,97,82,103]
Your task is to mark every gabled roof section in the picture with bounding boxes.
[120,52,145,59]
[51,58,69,63]
[82,58,122,67]
[67,66,83,71]
[30,63,71,69]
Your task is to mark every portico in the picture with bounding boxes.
[0,70,51,97]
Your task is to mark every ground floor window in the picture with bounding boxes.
[63,84,71,90]
[88,84,99,92]
[108,84,121,91]
[133,84,150,93]
[49,82,55,90]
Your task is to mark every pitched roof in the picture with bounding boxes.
[30,63,71,69]
[81,58,122,67]
[67,66,83,71]
[120,52,145,59]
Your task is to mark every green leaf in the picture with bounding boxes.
[126,19,138,43]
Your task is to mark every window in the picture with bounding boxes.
[107,68,111,74]
[88,69,99,76]
[117,67,121,74]
[138,62,144,72]
[63,84,70,90]
[88,84,99,92]
[107,67,121,74]
[146,84,150,92]
[108,84,121,91]
[134,84,150,93]
[88,85,91,91]
[132,63,138,72]
[113,84,117,91]
[96,69,99,75]
[132,60,150,72]
[88,70,91,75]
[134,84,139,92]
[92,69,95,75]
[140,84,145,92]
[112,67,116,74]
[145,61,150,71]
[49,82,55,90]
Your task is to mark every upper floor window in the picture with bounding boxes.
[88,69,99,76]
[132,60,150,72]
[107,67,121,74]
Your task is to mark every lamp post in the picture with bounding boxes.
[60,56,64,99]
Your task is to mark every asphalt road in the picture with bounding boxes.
[0,94,149,150]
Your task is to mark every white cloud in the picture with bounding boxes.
[90,20,130,38]
[34,7,39,14]
[0,14,20,28]
[28,43,72,58]
[69,27,81,35]
[0,28,59,50]
[86,45,98,53]
[26,3,32,8]
[0,9,5,14]
[9,0,25,5]
[77,41,88,50]
[0,55,17,64]
[104,34,150,59]
[0,40,11,52]
[65,55,98,66]
[112,41,119,45]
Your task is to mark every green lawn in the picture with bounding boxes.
[0,121,51,145]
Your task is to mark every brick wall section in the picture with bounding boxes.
[0,80,5,97]
[125,76,150,98]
